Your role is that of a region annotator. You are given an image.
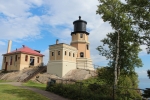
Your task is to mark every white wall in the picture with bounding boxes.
[47,61,63,77]
[62,61,76,76]
[47,61,76,77]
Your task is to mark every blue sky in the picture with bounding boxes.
[0,0,150,89]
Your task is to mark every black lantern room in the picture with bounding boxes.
[71,16,89,35]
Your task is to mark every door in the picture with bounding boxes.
[30,57,35,66]
[5,62,8,71]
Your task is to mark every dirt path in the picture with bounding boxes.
[0,82,69,100]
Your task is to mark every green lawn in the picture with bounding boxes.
[23,81,47,90]
[0,80,11,82]
[0,84,50,100]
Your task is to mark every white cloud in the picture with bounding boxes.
[0,16,42,40]
[139,45,147,56]
[136,69,148,78]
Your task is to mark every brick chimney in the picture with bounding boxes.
[7,40,12,53]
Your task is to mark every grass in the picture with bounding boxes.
[0,80,11,83]
[0,84,50,100]
[23,81,47,90]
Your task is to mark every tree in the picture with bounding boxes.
[96,0,150,85]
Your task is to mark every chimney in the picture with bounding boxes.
[56,39,59,44]
[22,45,25,48]
[7,40,12,53]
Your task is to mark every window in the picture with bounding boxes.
[80,33,83,38]
[80,52,84,57]
[4,57,6,62]
[37,57,39,63]
[69,52,71,56]
[52,52,54,56]
[65,51,67,55]
[58,51,60,55]
[73,53,74,57]
[25,55,28,61]
[10,56,12,65]
[87,45,89,50]
[15,55,17,61]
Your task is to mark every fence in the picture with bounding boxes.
[46,78,144,100]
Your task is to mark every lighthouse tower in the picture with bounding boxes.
[70,16,94,70]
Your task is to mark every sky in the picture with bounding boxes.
[0,0,149,89]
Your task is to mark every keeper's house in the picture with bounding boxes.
[1,41,44,71]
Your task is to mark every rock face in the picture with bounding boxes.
[63,69,97,80]
[0,67,46,82]
[31,69,97,84]
[0,68,97,84]
[31,73,60,84]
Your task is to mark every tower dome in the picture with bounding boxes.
[71,16,89,35]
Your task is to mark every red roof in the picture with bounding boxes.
[3,45,44,57]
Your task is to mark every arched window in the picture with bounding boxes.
[65,51,67,55]
[58,51,60,55]
[73,53,74,57]
[37,57,39,63]
[80,52,84,57]
[80,33,83,38]
[69,52,71,56]
[25,55,28,61]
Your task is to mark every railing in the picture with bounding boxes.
[76,62,103,75]
[21,66,47,82]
